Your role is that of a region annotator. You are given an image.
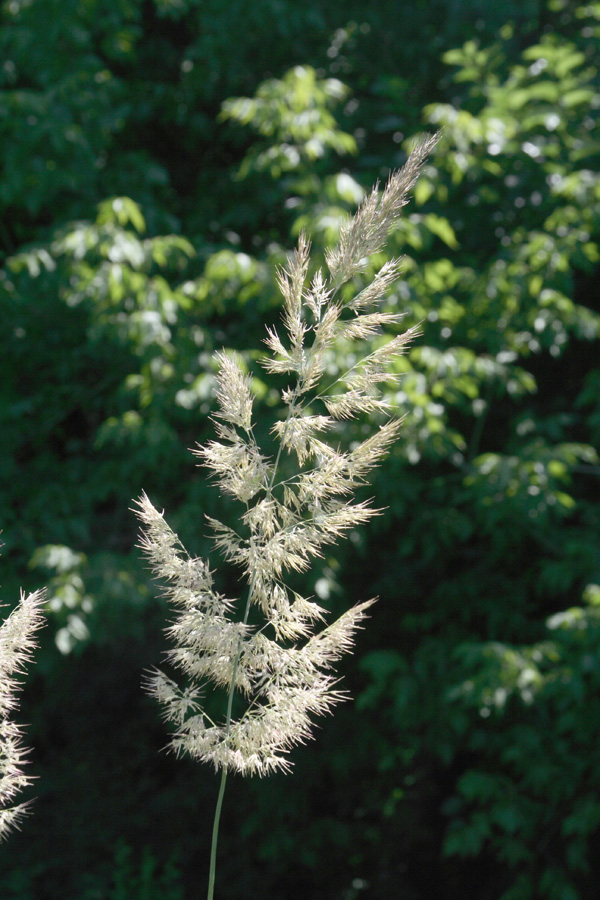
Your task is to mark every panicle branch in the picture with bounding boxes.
[213,351,255,432]
[326,133,440,284]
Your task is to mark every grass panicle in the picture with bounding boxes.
[134,132,439,898]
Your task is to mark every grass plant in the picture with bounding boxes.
[134,133,439,898]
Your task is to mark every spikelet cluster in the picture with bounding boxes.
[135,134,439,776]
[0,584,46,839]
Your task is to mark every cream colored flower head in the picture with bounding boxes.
[135,134,439,775]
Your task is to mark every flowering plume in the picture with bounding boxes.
[0,584,46,839]
[135,134,439,777]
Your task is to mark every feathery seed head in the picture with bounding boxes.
[136,134,438,774]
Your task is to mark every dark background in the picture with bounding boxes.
[1,0,599,898]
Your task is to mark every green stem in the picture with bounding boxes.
[207,768,228,900]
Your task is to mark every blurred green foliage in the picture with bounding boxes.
[1,0,599,898]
